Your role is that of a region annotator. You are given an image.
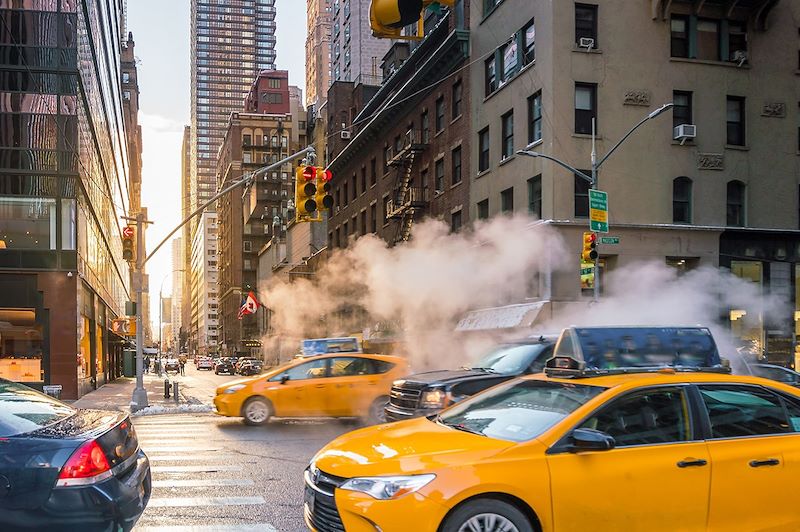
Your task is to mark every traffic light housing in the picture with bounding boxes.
[295,165,318,222]
[122,228,135,263]
[581,232,598,262]
[369,0,455,39]
[315,168,334,212]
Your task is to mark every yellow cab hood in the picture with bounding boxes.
[215,376,260,395]
[312,417,515,478]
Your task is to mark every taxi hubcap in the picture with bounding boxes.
[246,401,268,422]
[459,514,518,532]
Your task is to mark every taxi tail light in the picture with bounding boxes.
[58,440,111,480]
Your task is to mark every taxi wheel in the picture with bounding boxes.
[366,396,389,425]
[242,397,272,426]
[443,500,534,532]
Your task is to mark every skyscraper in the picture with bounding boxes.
[305,0,332,108]
[329,0,390,86]
[189,0,277,215]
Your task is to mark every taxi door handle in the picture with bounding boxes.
[315,384,326,389]
[676,458,708,468]
[749,458,780,468]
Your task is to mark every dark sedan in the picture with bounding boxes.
[214,359,235,375]
[237,361,263,376]
[0,379,151,531]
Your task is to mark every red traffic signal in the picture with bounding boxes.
[320,168,332,182]
[302,166,316,181]
[582,232,598,262]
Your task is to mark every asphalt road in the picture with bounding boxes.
[132,364,355,531]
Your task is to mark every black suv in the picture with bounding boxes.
[384,335,557,422]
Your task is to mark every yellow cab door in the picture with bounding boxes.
[325,357,378,416]
[546,386,710,532]
[269,357,330,417]
[697,384,800,531]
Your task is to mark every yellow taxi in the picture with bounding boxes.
[304,327,800,532]
[213,353,407,425]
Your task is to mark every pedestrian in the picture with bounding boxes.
[155,357,161,376]
[144,355,150,374]
[179,358,185,376]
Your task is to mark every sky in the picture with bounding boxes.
[126,0,307,337]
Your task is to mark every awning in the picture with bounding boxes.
[455,301,549,332]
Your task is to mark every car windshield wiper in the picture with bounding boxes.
[438,419,485,437]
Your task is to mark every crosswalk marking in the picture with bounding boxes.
[151,464,243,473]
[146,496,266,508]
[150,479,255,488]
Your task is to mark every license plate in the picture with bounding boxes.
[304,487,315,514]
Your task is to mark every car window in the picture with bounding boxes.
[283,358,328,381]
[372,360,395,374]
[699,385,791,438]
[437,380,604,443]
[528,345,553,373]
[0,380,75,437]
[579,388,691,447]
[330,357,372,377]
[754,366,798,384]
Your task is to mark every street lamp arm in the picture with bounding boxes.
[516,150,593,184]
[596,103,673,169]
[142,145,315,267]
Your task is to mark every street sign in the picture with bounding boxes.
[112,318,136,336]
[122,226,135,238]
[589,189,608,233]
[600,236,619,245]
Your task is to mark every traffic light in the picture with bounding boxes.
[369,0,455,39]
[122,227,135,263]
[581,232,598,262]
[295,165,318,221]
[315,168,334,212]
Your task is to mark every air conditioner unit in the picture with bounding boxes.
[673,124,697,145]
[579,37,595,50]
[732,50,748,67]
[340,130,351,139]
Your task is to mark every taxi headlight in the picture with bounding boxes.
[223,384,246,394]
[420,389,449,409]
[340,474,435,500]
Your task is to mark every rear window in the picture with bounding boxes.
[0,380,75,437]
[437,380,605,442]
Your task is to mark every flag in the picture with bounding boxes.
[238,291,263,319]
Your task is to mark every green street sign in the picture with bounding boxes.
[589,189,608,233]
[600,236,619,245]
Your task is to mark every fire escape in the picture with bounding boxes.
[386,129,429,244]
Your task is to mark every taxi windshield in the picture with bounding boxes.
[437,380,605,443]
[471,344,548,375]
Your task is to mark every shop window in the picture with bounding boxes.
[0,309,44,383]
[0,197,56,250]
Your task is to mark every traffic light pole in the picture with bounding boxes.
[128,145,315,412]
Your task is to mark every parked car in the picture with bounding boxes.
[163,359,180,374]
[235,358,258,372]
[750,363,800,386]
[385,335,557,422]
[214,358,235,375]
[238,361,263,376]
[0,379,151,531]
[214,353,408,425]
[197,357,214,371]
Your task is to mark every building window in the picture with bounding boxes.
[478,127,490,172]
[435,158,445,192]
[728,22,748,62]
[243,240,252,252]
[360,210,367,236]
[383,145,390,173]
[575,83,597,135]
[452,81,462,119]
[483,0,501,16]
[575,4,598,48]
[673,91,692,130]
[727,180,745,227]
[451,210,462,233]
[501,110,514,160]
[360,166,367,194]
[672,177,692,223]
[500,39,518,82]
[726,96,745,146]
[435,96,445,132]
[420,168,428,192]
[123,90,131,100]
[382,196,390,224]
[268,78,281,88]
[122,72,130,83]
[421,111,430,143]
[574,172,590,218]
[522,20,535,64]
[343,181,349,206]
[501,187,514,213]
[528,175,542,219]
[528,91,542,144]
[370,158,377,186]
[696,19,720,61]
[451,146,462,185]
[477,199,489,220]
[243,134,252,145]
[485,56,497,96]
[351,175,357,201]
[670,16,689,58]
[370,203,377,233]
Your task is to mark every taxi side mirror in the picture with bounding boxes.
[569,428,615,452]
[280,375,290,385]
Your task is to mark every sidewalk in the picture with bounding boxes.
[70,373,210,415]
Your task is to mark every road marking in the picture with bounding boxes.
[147,455,234,462]
[139,446,222,452]
[150,465,243,473]
[151,478,255,488]
[137,525,277,531]
[146,496,266,508]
